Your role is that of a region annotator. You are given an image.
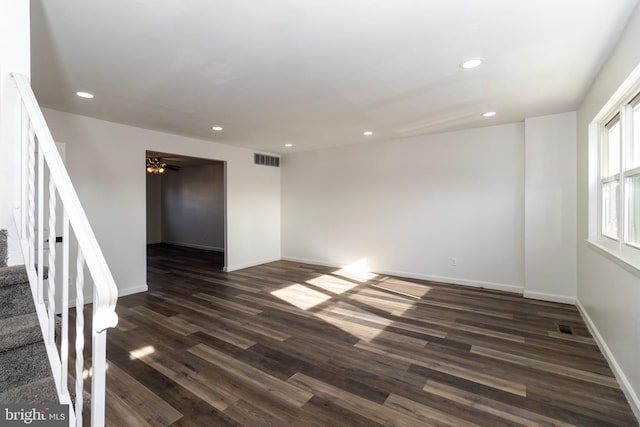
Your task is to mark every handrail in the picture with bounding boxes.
[10,72,119,426]
[11,72,118,332]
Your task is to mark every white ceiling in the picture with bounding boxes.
[31,0,639,154]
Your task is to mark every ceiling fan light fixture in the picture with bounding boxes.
[146,157,170,174]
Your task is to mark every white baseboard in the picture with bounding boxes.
[55,284,148,314]
[379,268,523,294]
[160,241,224,252]
[576,299,640,422]
[74,284,149,307]
[118,284,149,298]
[280,256,523,294]
[280,256,340,269]
[523,290,576,305]
[280,256,338,268]
[225,257,281,272]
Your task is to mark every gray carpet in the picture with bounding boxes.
[0,264,29,288]
[0,229,7,268]
[0,341,54,394]
[0,313,43,352]
[0,377,58,404]
[0,229,58,405]
[0,280,33,320]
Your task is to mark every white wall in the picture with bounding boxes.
[282,123,525,292]
[146,173,162,244]
[161,163,225,251]
[576,3,640,419]
[524,112,577,304]
[42,108,281,297]
[0,0,30,265]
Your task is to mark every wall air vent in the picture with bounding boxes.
[254,153,280,167]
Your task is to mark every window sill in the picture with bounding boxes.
[586,239,640,276]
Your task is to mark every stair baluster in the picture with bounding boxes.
[37,148,44,304]
[47,176,56,345]
[60,209,70,395]
[75,250,84,427]
[27,125,35,276]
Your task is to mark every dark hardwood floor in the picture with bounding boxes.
[96,245,637,426]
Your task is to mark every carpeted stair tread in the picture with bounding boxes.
[0,341,53,394]
[0,264,48,289]
[0,313,42,352]
[0,377,58,404]
[0,265,29,288]
[0,281,35,320]
[0,311,62,353]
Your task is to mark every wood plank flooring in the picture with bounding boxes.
[92,244,637,426]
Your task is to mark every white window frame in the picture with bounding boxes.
[588,62,640,272]
[624,97,640,248]
[600,115,621,240]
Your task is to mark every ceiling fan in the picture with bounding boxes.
[146,157,181,174]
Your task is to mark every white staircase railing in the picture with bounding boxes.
[10,72,118,427]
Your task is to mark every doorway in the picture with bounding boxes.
[145,151,226,271]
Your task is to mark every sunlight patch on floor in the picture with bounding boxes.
[82,362,109,380]
[271,284,331,310]
[349,289,416,316]
[372,279,431,299]
[129,345,156,360]
[315,302,393,341]
[306,274,358,294]
[324,301,394,328]
[333,259,378,282]
[272,260,423,340]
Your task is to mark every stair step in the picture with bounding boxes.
[0,376,58,404]
[0,265,29,288]
[0,281,35,320]
[0,264,49,289]
[0,313,44,353]
[0,341,53,395]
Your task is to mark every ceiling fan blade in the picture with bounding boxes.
[165,164,181,171]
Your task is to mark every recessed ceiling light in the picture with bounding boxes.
[211,126,223,131]
[460,58,484,69]
[284,144,293,147]
[363,131,373,136]
[482,111,497,117]
[75,91,94,99]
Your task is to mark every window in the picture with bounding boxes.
[601,116,620,239]
[625,97,640,247]
[589,65,640,270]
